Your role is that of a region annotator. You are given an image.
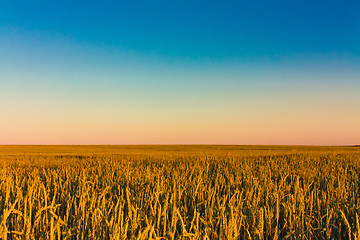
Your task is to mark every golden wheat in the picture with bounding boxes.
[0,145,359,239]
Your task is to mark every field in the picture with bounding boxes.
[0,145,360,239]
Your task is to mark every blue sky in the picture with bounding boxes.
[1,0,359,58]
[1,0,359,144]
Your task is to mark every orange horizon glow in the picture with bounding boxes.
[1,31,359,145]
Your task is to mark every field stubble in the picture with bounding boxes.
[0,145,360,239]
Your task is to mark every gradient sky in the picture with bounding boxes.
[1,0,359,145]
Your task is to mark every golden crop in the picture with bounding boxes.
[0,145,359,239]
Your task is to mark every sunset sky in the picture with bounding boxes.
[1,0,359,145]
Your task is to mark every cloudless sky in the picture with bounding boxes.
[1,0,359,145]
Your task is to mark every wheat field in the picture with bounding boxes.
[0,145,359,239]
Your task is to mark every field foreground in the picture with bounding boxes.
[0,145,360,239]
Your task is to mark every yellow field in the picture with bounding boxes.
[0,145,359,239]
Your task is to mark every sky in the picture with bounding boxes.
[0,0,359,145]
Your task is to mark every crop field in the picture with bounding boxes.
[0,145,360,239]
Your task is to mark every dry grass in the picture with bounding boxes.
[0,145,359,239]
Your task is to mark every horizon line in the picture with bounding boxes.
[0,144,358,147]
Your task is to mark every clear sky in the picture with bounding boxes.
[1,0,359,145]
